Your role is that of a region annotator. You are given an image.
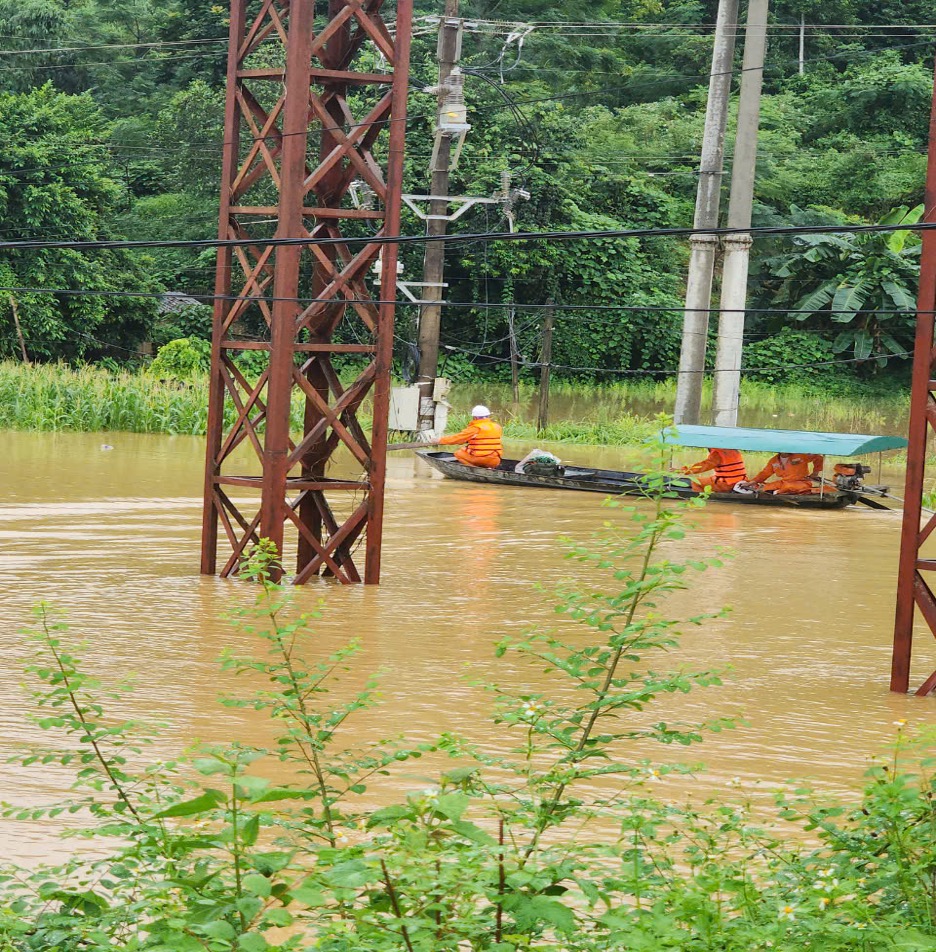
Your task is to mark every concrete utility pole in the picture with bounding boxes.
[673,0,739,425]
[416,0,461,432]
[712,0,769,427]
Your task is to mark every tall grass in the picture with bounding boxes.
[0,360,911,445]
[451,376,910,436]
[445,410,656,446]
[0,362,338,436]
[0,362,209,434]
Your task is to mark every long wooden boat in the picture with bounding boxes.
[415,452,873,508]
[416,423,908,511]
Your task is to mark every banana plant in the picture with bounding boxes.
[758,204,922,367]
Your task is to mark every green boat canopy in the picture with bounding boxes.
[660,424,907,456]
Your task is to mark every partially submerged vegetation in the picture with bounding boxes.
[0,361,209,435]
[0,360,910,444]
[1,454,934,950]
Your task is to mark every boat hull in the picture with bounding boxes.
[415,451,859,510]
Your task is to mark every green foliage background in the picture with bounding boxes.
[0,0,929,382]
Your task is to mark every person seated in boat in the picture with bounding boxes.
[437,405,503,469]
[743,452,824,495]
[680,447,747,493]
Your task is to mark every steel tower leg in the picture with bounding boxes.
[201,0,412,584]
[892,56,936,692]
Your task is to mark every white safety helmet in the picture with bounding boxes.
[471,405,491,418]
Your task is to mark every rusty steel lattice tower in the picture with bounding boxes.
[892,57,936,693]
[200,0,413,584]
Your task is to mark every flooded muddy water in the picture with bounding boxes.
[1,430,934,864]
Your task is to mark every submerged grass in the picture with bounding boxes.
[0,361,911,445]
[0,361,210,434]
[451,377,910,437]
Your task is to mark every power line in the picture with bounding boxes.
[0,49,226,72]
[0,33,927,151]
[0,36,228,57]
[0,217,932,254]
[442,18,936,30]
[436,340,912,375]
[0,285,925,319]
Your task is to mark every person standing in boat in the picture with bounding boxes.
[680,447,747,493]
[744,452,824,495]
[437,405,503,469]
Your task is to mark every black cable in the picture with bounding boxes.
[0,36,228,57]
[0,285,926,318]
[1,34,926,160]
[1,216,934,253]
[438,340,913,375]
[461,68,540,176]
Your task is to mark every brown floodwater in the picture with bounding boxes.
[1,430,935,865]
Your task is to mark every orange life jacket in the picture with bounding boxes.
[710,448,746,484]
[465,418,503,458]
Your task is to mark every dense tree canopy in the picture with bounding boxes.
[0,86,159,360]
[0,0,930,378]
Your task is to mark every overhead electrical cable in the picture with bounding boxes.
[0,285,926,319]
[1,217,935,253]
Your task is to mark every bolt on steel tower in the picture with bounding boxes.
[201,0,413,584]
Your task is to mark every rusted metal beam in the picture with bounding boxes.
[891,53,936,692]
[201,0,412,584]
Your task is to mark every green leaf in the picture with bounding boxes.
[853,329,873,361]
[323,860,373,888]
[242,873,272,898]
[442,766,478,784]
[253,787,313,804]
[449,819,496,845]
[794,279,837,316]
[831,279,868,318]
[434,792,470,821]
[289,883,328,908]
[507,895,576,933]
[238,934,268,952]
[153,790,225,818]
[235,776,270,797]
[882,280,915,311]
[200,920,237,941]
[367,805,413,827]
[241,813,260,847]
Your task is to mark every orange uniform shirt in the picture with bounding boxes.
[750,453,824,485]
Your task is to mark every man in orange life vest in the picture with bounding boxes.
[438,405,503,469]
[746,451,824,495]
[681,447,747,493]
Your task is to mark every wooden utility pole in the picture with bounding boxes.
[711,0,769,427]
[673,0,739,424]
[536,302,554,432]
[8,294,29,364]
[415,0,461,432]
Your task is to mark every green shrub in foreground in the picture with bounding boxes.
[1,449,934,950]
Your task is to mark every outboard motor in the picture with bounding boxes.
[833,462,868,491]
